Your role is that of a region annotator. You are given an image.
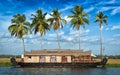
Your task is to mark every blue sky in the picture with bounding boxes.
[0,0,120,55]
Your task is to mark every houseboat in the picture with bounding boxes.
[11,49,108,67]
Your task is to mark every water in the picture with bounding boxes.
[0,67,120,75]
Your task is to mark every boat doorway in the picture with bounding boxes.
[62,56,67,63]
[50,56,56,63]
[40,56,45,63]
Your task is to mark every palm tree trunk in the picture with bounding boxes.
[78,29,81,50]
[40,35,42,50]
[56,30,60,49]
[100,25,103,61]
[22,38,25,54]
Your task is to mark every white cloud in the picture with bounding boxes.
[0,15,12,32]
[105,28,109,31]
[113,34,120,37]
[63,16,71,22]
[60,6,73,12]
[45,14,52,19]
[67,37,74,42]
[85,29,90,33]
[59,31,64,36]
[48,33,56,38]
[111,25,120,30]
[111,7,120,15]
[85,7,94,13]
[100,7,115,12]
[98,0,116,5]
[106,0,116,4]
[69,29,90,35]
[69,29,77,35]
[82,36,99,42]
[107,39,120,45]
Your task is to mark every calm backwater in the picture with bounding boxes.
[0,67,120,75]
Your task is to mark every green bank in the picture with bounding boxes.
[0,62,12,66]
[106,64,120,67]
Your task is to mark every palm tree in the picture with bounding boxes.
[8,14,30,53]
[47,9,66,49]
[95,11,108,60]
[31,9,49,49]
[68,5,89,50]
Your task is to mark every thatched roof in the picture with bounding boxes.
[24,49,91,56]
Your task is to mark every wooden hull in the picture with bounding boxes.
[16,62,103,68]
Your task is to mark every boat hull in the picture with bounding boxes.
[11,58,108,68]
[17,62,102,68]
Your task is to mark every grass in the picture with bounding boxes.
[0,58,120,67]
[0,58,20,66]
[106,59,120,67]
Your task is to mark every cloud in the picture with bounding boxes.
[0,14,12,32]
[111,7,120,15]
[85,7,95,13]
[60,5,73,12]
[82,36,99,42]
[66,37,74,42]
[113,34,120,37]
[107,39,120,45]
[100,7,115,12]
[59,31,64,36]
[63,16,71,22]
[106,0,116,4]
[69,29,90,36]
[105,28,109,31]
[46,14,52,19]
[111,25,120,30]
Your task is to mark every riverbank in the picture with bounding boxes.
[0,58,20,66]
[106,59,120,67]
[0,58,120,67]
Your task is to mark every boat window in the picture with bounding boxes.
[28,56,31,59]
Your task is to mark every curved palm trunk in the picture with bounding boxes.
[40,35,42,50]
[56,30,60,49]
[100,25,103,61]
[22,38,25,54]
[78,29,81,50]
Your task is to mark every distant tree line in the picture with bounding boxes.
[96,55,120,59]
[0,55,20,58]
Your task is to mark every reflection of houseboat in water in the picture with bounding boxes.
[11,49,107,67]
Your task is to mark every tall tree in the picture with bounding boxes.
[47,9,66,49]
[31,9,49,49]
[8,14,30,53]
[68,5,89,50]
[95,11,108,60]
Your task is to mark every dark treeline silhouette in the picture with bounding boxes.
[0,55,20,58]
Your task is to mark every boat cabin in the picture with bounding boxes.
[22,49,94,63]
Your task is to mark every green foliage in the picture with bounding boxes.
[0,62,12,66]
[8,14,30,39]
[106,64,120,67]
[31,9,50,36]
[0,55,20,58]
[95,11,108,28]
[68,5,89,30]
[47,9,66,30]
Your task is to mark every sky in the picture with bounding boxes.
[0,0,120,55]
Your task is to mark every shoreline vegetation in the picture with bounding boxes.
[0,58,120,67]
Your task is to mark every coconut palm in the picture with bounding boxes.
[8,14,30,53]
[31,9,49,49]
[95,11,108,60]
[68,5,89,50]
[47,9,66,49]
